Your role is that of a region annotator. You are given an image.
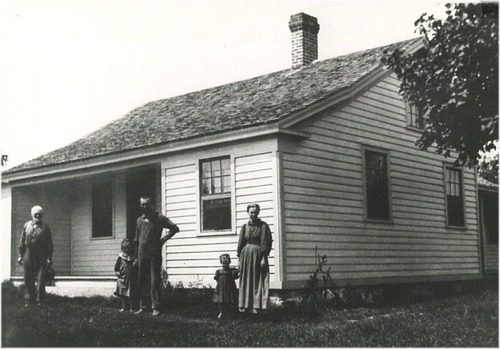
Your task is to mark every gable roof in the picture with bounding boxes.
[4,37,422,176]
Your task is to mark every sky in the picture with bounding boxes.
[0,0,447,170]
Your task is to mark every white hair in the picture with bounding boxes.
[31,205,43,215]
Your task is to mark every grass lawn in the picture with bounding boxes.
[2,281,498,347]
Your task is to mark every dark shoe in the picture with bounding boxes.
[152,309,160,316]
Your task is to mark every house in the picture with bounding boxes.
[2,13,494,296]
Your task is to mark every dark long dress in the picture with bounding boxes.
[212,267,239,304]
[237,219,272,311]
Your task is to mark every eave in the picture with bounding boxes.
[279,65,390,129]
[2,123,308,186]
[279,36,426,129]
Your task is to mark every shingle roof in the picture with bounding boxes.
[4,38,421,175]
[478,176,499,189]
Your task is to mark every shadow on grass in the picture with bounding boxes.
[2,279,498,347]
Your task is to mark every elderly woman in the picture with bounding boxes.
[17,205,53,306]
[237,203,272,314]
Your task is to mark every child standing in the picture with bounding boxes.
[114,239,138,312]
[212,253,239,319]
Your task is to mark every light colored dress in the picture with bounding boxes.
[237,219,272,311]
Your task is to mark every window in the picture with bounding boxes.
[364,149,390,221]
[200,157,231,231]
[445,167,465,227]
[92,182,113,238]
[406,101,424,129]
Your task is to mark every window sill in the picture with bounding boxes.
[197,230,236,237]
[90,236,115,240]
[364,219,393,224]
[406,125,424,133]
[445,225,467,230]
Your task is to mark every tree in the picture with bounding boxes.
[383,3,498,167]
[479,147,499,183]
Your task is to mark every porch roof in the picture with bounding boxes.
[4,38,422,176]
[478,176,499,190]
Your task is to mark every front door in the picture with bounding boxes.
[126,167,158,239]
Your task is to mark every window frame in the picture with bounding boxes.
[405,100,425,130]
[362,146,393,223]
[443,164,466,229]
[198,155,234,235]
[91,180,114,239]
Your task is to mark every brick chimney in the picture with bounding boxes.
[289,13,320,68]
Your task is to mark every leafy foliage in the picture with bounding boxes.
[307,247,336,309]
[479,148,499,183]
[383,3,498,166]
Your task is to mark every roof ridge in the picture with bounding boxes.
[137,36,422,105]
[3,36,423,176]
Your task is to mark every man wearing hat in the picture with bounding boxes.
[17,205,53,306]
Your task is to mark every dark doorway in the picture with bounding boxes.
[126,167,158,239]
[480,190,499,244]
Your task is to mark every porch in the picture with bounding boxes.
[8,164,161,281]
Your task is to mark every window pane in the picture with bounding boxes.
[222,175,231,193]
[365,151,389,220]
[92,182,112,237]
[202,178,211,195]
[221,158,230,176]
[202,162,211,179]
[213,176,222,193]
[202,198,231,230]
[367,186,389,220]
[212,160,221,177]
[200,156,232,232]
[447,196,465,226]
[446,168,464,226]
[446,168,461,197]
[407,101,424,128]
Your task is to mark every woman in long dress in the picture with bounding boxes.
[237,203,272,314]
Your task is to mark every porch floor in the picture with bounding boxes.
[11,276,116,298]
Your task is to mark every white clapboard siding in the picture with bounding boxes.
[281,73,480,285]
[71,178,124,276]
[234,153,275,231]
[44,183,72,275]
[164,152,276,285]
[165,164,198,238]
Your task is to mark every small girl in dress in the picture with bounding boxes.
[114,239,138,312]
[212,253,239,319]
